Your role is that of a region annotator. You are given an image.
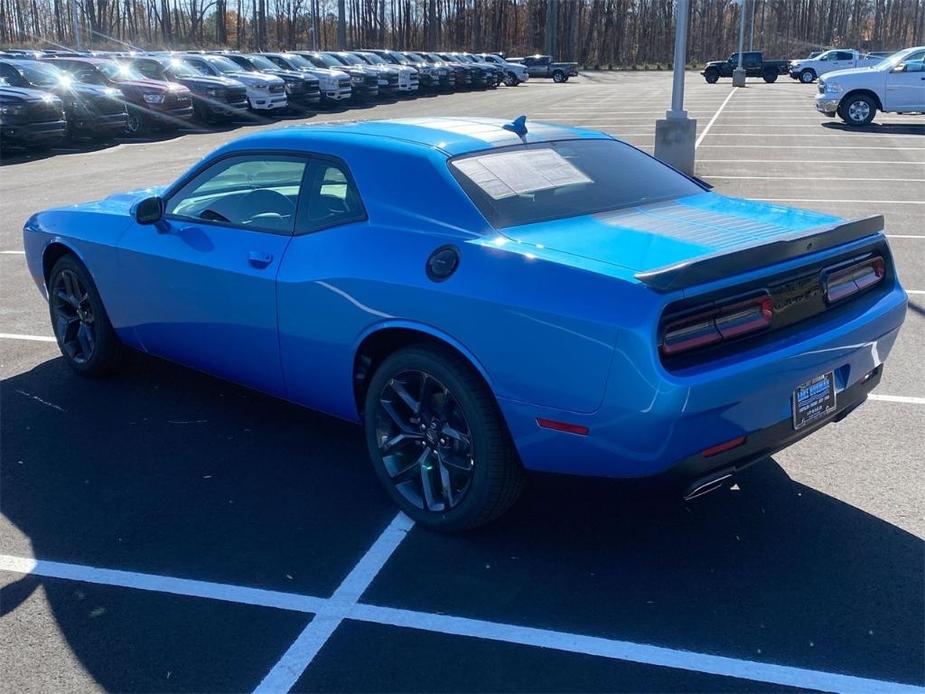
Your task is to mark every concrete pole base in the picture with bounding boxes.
[732,67,747,87]
[654,116,697,175]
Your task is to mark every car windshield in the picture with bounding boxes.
[359,52,385,64]
[206,56,244,74]
[247,55,279,71]
[98,61,145,80]
[14,60,66,87]
[164,59,199,78]
[450,139,704,229]
[335,53,364,65]
[309,53,341,68]
[427,53,444,62]
[281,54,313,69]
[877,48,918,70]
[404,53,425,64]
[385,52,408,65]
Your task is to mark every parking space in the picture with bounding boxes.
[2,72,923,692]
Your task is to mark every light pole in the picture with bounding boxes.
[70,0,82,50]
[654,0,696,174]
[732,0,747,87]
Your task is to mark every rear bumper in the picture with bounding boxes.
[498,284,907,479]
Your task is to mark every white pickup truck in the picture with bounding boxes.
[789,49,882,83]
[815,47,925,125]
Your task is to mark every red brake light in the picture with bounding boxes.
[661,294,773,356]
[824,256,885,304]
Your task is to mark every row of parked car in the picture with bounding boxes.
[0,48,536,150]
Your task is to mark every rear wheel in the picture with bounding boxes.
[552,69,566,83]
[839,94,876,126]
[799,69,816,83]
[704,68,719,83]
[48,255,126,377]
[364,345,524,531]
[762,70,778,83]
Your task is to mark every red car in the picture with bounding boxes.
[43,57,193,134]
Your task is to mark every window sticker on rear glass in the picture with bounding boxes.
[452,149,593,199]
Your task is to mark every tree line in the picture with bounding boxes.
[2,0,923,66]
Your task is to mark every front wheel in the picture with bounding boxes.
[552,69,566,83]
[48,255,126,377]
[839,94,876,126]
[503,72,518,87]
[364,345,524,531]
[124,107,144,136]
[799,69,816,83]
[704,68,719,84]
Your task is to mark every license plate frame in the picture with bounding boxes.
[792,371,837,431]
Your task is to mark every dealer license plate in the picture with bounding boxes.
[792,372,837,431]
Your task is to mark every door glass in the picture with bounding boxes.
[166,156,308,234]
[300,160,366,232]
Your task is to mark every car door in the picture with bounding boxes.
[274,156,371,418]
[117,153,309,396]
[828,51,856,72]
[884,50,925,111]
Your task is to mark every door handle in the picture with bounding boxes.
[248,251,273,269]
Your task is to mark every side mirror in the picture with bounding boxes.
[891,63,907,73]
[134,196,164,225]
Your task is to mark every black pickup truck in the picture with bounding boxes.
[509,55,579,82]
[701,52,789,83]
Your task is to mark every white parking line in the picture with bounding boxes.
[1,250,25,254]
[869,394,925,405]
[253,512,415,694]
[888,235,925,239]
[1,550,920,693]
[905,290,925,295]
[0,332,55,342]
[695,88,737,149]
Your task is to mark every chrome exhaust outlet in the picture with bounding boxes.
[683,472,733,501]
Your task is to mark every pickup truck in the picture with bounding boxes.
[701,52,789,83]
[815,46,925,125]
[508,55,578,82]
[789,49,882,83]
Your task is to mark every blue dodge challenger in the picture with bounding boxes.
[24,117,908,530]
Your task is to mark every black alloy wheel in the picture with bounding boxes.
[552,69,566,83]
[503,72,517,86]
[124,108,143,135]
[48,255,125,376]
[365,345,524,530]
[374,369,475,512]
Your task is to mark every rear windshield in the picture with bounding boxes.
[449,139,704,229]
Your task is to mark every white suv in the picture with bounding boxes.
[816,46,925,126]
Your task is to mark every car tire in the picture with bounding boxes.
[552,69,566,83]
[799,69,816,83]
[124,107,144,136]
[704,68,719,84]
[762,70,778,83]
[503,72,517,87]
[47,254,127,377]
[839,94,877,126]
[364,345,525,531]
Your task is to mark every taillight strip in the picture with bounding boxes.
[660,294,773,356]
[824,256,885,305]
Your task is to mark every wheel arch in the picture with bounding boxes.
[842,88,883,112]
[352,322,496,416]
[42,241,85,288]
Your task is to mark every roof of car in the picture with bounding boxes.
[224,117,610,157]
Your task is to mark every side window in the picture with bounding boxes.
[135,61,160,79]
[71,65,104,84]
[165,155,309,234]
[298,159,366,233]
[834,52,853,61]
[901,51,925,71]
[523,58,535,66]
[0,64,22,86]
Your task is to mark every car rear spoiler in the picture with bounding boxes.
[634,214,884,293]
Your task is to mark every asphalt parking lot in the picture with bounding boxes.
[1,71,923,692]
